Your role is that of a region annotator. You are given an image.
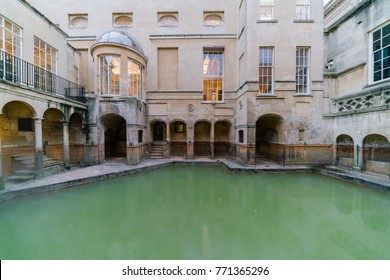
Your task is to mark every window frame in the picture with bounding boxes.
[99,55,121,95]
[0,15,22,58]
[296,0,311,21]
[203,50,224,102]
[295,47,310,95]
[259,0,274,21]
[128,57,143,98]
[370,22,390,84]
[259,47,274,95]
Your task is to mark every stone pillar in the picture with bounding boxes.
[165,122,170,158]
[210,122,214,158]
[247,124,256,165]
[187,125,194,159]
[34,118,44,178]
[354,142,363,171]
[83,123,99,165]
[63,121,70,169]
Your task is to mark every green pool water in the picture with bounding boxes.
[1,166,389,260]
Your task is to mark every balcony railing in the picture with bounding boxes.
[0,50,85,103]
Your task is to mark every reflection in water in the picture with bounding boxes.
[0,166,390,259]
[202,223,212,259]
[359,190,389,232]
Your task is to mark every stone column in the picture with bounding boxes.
[187,125,194,159]
[247,124,256,165]
[210,122,214,158]
[63,121,70,169]
[34,118,44,178]
[165,122,170,158]
[354,142,363,171]
[83,123,99,165]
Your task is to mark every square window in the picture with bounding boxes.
[18,118,33,132]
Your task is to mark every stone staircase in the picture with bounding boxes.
[6,154,64,183]
[149,142,164,159]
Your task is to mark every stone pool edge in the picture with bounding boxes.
[0,159,389,203]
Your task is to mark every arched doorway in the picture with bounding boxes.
[256,114,283,162]
[100,114,127,159]
[170,121,187,157]
[69,113,84,164]
[1,101,36,177]
[336,134,354,167]
[194,120,211,157]
[152,121,166,142]
[214,120,231,157]
[43,108,65,162]
[362,134,390,175]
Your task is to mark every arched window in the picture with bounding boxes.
[238,130,244,143]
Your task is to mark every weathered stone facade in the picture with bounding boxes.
[324,0,390,174]
[0,0,389,183]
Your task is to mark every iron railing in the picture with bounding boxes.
[0,50,85,103]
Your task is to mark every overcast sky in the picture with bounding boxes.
[324,0,331,5]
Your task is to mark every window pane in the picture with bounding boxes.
[4,20,11,31]
[373,30,381,42]
[383,24,390,37]
[384,46,389,58]
[259,7,273,20]
[374,61,382,72]
[382,34,390,48]
[383,59,389,74]
[373,39,381,51]
[373,71,381,81]
[374,50,382,61]
[296,6,309,20]
[383,67,390,79]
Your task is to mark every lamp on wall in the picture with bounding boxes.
[212,90,216,101]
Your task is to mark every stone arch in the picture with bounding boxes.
[256,114,284,161]
[42,108,65,162]
[194,120,211,157]
[336,134,354,167]
[362,134,390,174]
[150,119,167,142]
[169,120,187,157]
[1,100,37,118]
[1,101,37,177]
[214,120,231,157]
[100,114,127,159]
[69,113,84,164]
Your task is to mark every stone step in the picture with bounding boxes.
[7,174,36,183]
[150,149,163,152]
[149,155,163,159]
[15,169,36,176]
[12,154,34,161]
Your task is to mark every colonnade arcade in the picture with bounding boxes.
[149,119,232,158]
[335,133,390,174]
[0,100,86,179]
